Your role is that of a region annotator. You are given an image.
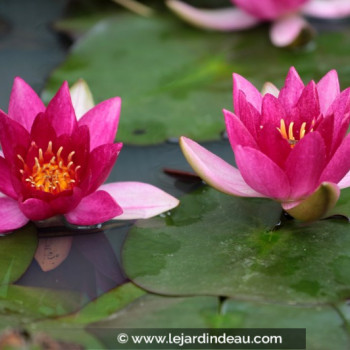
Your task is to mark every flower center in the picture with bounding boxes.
[277,119,313,148]
[18,141,81,194]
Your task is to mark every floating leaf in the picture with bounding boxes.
[123,186,350,304]
[45,14,350,144]
[221,299,350,350]
[0,285,82,329]
[91,294,219,328]
[28,283,145,348]
[0,225,37,285]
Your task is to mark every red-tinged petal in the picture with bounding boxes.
[261,93,287,125]
[8,77,45,131]
[270,14,311,47]
[302,0,350,19]
[235,145,290,199]
[316,114,334,159]
[285,131,326,199]
[232,0,308,20]
[100,182,180,220]
[0,157,17,199]
[0,197,29,233]
[278,67,304,114]
[30,112,57,150]
[78,97,121,151]
[317,70,340,115]
[45,81,77,136]
[224,109,257,150]
[0,111,30,162]
[49,187,83,215]
[283,182,340,222]
[233,73,262,114]
[236,91,261,138]
[257,123,291,168]
[180,137,266,198]
[82,143,123,195]
[19,198,54,221]
[328,88,350,147]
[70,79,94,120]
[64,190,123,225]
[320,134,350,185]
[166,0,259,31]
[297,80,320,124]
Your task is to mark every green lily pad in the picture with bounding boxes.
[28,283,145,348]
[44,13,350,144]
[91,294,219,329]
[0,224,37,285]
[222,299,350,350]
[0,285,82,329]
[123,186,350,304]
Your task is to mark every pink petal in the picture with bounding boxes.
[100,182,180,220]
[180,137,266,197]
[8,77,45,132]
[78,97,121,151]
[302,0,350,19]
[0,112,30,162]
[0,197,29,233]
[233,73,262,114]
[45,81,77,136]
[270,14,310,47]
[235,145,290,199]
[19,198,54,221]
[224,109,257,150]
[297,80,320,124]
[232,0,308,20]
[70,79,95,120]
[261,93,287,125]
[82,142,123,195]
[166,0,259,31]
[0,157,17,199]
[338,171,350,189]
[320,134,350,184]
[65,190,123,225]
[236,91,262,138]
[257,123,291,168]
[49,187,83,214]
[328,88,350,150]
[285,131,326,199]
[278,67,304,114]
[316,114,334,158]
[317,70,340,115]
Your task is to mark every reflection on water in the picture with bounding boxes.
[16,222,131,309]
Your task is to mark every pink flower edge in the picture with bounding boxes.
[100,182,180,220]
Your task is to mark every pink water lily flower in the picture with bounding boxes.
[167,0,350,47]
[0,78,179,233]
[180,67,350,221]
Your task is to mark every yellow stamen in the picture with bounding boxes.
[57,146,63,159]
[47,141,53,154]
[38,148,44,162]
[277,119,313,148]
[300,122,306,139]
[19,141,80,195]
[288,122,295,141]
